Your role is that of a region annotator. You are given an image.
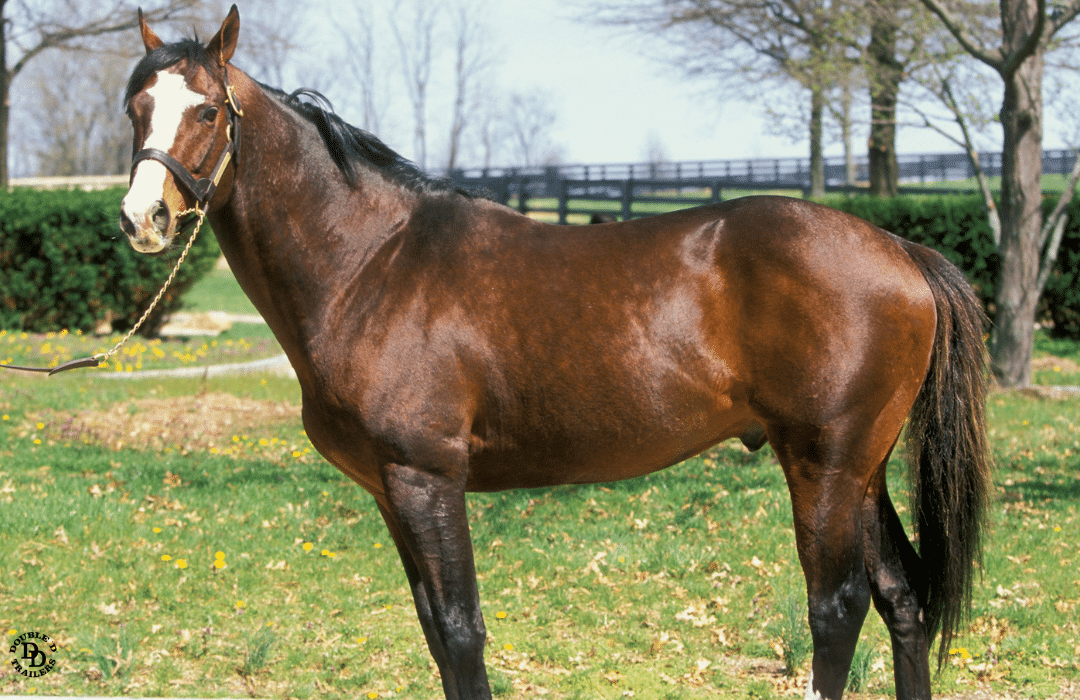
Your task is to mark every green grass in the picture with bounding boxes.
[182,266,260,315]
[2,345,1079,698]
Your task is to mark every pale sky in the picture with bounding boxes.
[289,0,973,168]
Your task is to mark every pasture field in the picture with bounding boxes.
[1,340,1079,699]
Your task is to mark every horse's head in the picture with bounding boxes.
[120,5,241,254]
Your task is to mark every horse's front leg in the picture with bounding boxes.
[379,462,490,700]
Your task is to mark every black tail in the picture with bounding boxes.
[900,240,993,667]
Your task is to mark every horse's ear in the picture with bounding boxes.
[138,8,165,54]
[206,4,240,66]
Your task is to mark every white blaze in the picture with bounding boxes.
[121,71,205,226]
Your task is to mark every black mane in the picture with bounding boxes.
[126,39,467,196]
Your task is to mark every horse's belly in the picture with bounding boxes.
[463,408,756,492]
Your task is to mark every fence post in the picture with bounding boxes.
[518,181,530,216]
[621,181,633,221]
[558,180,569,225]
[710,182,722,204]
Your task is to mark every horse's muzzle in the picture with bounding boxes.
[120,198,172,254]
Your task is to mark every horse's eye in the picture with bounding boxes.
[200,106,220,123]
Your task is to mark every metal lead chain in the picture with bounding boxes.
[94,207,206,367]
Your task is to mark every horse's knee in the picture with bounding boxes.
[872,580,927,641]
[807,573,872,642]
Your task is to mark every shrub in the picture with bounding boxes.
[0,187,219,336]
[822,194,1080,340]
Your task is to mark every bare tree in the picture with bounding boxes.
[1,0,201,187]
[444,0,493,170]
[590,0,864,197]
[504,91,560,167]
[25,49,132,175]
[389,0,438,170]
[920,0,1080,387]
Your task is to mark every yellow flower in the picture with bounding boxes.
[357,636,367,644]
[302,542,314,552]
[215,551,226,560]
[36,422,44,430]
[373,543,383,549]
[153,527,162,533]
[236,600,246,608]
[503,643,514,651]
[367,693,378,699]
[176,559,188,569]
[495,611,508,619]
[214,560,227,569]
[161,554,172,561]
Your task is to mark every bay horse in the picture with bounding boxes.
[120,7,991,699]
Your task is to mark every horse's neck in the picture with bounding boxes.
[209,88,415,359]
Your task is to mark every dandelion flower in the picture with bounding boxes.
[503,643,514,651]
[302,542,313,552]
[373,543,383,549]
[215,551,226,560]
[176,559,188,569]
[36,422,44,430]
[153,527,162,534]
[214,559,227,569]
[367,693,378,699]
[161,554,172,562]
[236,601,245,608]
[357,636,367,644]
[495,611,508,619]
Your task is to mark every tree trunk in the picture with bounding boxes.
[867,5,901,197]
[1,0,9,190]
[991,5,1045,388]
[809,85,825,197]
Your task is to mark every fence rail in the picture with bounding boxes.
[13,149,1078,224]
[445,149,1079,223]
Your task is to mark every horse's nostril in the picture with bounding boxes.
[119,211,136,237]
[151,200,170,233]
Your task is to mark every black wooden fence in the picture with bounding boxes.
[444,149,1079,224]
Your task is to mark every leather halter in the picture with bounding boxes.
[130,68,244,210]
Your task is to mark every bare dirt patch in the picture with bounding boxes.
[33,392,302,454]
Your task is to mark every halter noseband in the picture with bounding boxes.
[130,69,244,209]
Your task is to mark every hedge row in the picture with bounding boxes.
[823,194,1080,340]
[0,187,220,336]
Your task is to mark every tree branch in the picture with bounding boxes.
[917,0,1005,69]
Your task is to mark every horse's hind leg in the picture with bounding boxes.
[378,464,490,700]
[773,428,874,700]
[862,467,932,700]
